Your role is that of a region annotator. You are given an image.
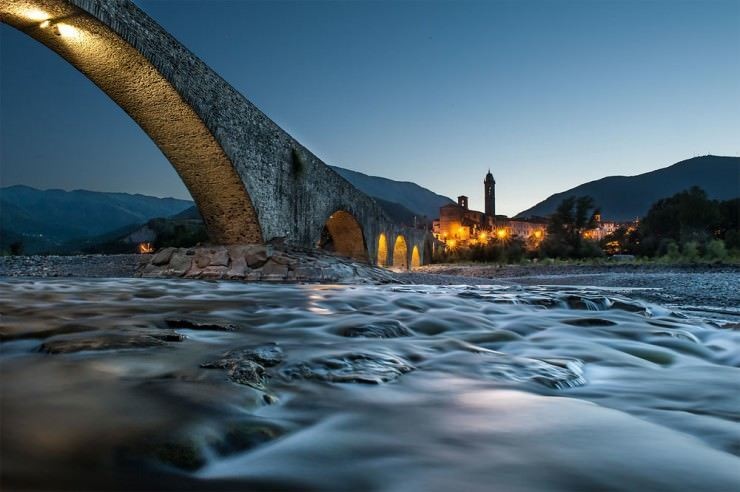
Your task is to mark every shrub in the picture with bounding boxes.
[682,241,700,261]
[705,239,727,261]
[663,241,680,261]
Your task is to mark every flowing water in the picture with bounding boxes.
[1,278,739,491]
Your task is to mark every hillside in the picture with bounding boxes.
[0,166,450,254]
[516,155,740,221]
[330,166,453,218]
[0,185,193,254]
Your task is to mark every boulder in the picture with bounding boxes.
[166,251,192,276]
[151,247,175,266]
[244,244,268,268]
[260,259,288,280]
[210,248,230,267]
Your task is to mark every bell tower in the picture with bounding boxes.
[484,170,495,217]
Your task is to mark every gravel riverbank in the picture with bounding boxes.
[1,255,737,316]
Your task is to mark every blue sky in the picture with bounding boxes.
[1,0,738,216]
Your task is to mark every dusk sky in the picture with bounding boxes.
[1,0,738,216]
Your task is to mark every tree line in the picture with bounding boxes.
[602,186,738,261]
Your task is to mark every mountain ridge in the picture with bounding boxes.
[515,155,739,221]
[0,185,193,254]
[330,166,454,219]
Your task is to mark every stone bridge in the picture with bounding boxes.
[2,0,433,269]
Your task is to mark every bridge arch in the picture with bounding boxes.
[319,210,368,262]
[3,1,437,257]
[411,245,421,269]
[392,235,409,270]
[1,1,262,244]
[376,233,389,267]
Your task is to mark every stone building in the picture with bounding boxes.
[438,195,492,243]
[435,170,547,248]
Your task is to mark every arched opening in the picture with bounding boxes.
[392,235,408,270]
[319,210,368,261]
[411,245,421,269]
[1,2,262,244]
[377,233,389,267]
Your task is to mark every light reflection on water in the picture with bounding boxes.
[1,278,739,491]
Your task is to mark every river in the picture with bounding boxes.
[1,278,739,491]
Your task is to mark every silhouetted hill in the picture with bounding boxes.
[331,166,453,219]
[0,167,448,254]
[516,156,740,221]
[371,198,424,227]
[0,185,193,254]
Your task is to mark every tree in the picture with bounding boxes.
[542,196,601,258]
[639,187,721,256]
[601,226,641,255]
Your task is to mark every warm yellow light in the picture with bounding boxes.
[24,9,49,21]
[447,239,456,249]
[496,229,507,239]
[138,242,154,254]
[55,23,81,39]
[534,230,543,239]
[39,20,51,28]
[479,232,487,241]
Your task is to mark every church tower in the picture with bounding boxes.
[484,170,495,218]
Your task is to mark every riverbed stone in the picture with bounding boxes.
[244,245,268,268]
[194,249,212,269]
[166,251,192,276]
[151,247,175,266]
[201,344,283,389]
[281,352,414,384]
[40,332,174,353]
[136,245,409,284]
[199,266,227,279]
[211,248,230,267]
[261,259,289,280]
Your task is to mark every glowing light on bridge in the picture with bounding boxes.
[496,229,508,239]
[534,230,543,239]
[23,8,49,21]
[55,23,81,39]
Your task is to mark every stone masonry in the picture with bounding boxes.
[1,0,431,268]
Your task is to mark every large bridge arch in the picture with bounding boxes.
[319,210,368,262]
[1,0,262,244]
[3,1,437,259]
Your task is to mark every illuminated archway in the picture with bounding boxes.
[411,245,421,269]
[1,1,262,244]
[377,233,389,267]
[319,210,368,261]
[392,235,408,270]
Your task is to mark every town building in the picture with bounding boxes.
[434,170,628,252]
[435,170,546,246]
